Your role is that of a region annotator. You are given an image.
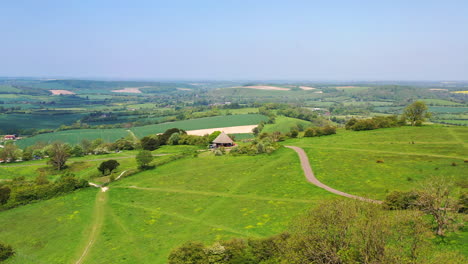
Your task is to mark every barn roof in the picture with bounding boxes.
[212,132,234,144]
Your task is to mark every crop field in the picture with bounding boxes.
[420,99,465,106]
[130,114,267,138]
[16,129,130,148]
[429,106,468,113]
[0,113,85,132]
[15,114,267,147]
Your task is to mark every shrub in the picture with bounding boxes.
[383,191,419,210]
[0,243,14,261]
[98,160,120,175]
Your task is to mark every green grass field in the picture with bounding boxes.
[421,99,465,106]
[262,116,310,133]
[0,125,466,263]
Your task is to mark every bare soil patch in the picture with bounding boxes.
[111,87,143,93]
[49,90,75,95]
[299,86,316,90]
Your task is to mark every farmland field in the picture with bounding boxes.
[130,114,267,138]
[1,125,466,263]
[15,114,267,147]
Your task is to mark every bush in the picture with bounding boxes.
[346,115,402,131]
[0,243,14,261]
[168,241,208,264]
[383,191,419,210]
[97,160,120,175]
[136,150,154,169]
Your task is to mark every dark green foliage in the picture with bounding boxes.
[304,126,337,137]
[97,160,120,175]
[0,243,14,261]
[383,191,419,210]
[22,150,33,161]
[208,131,221,142]
[168,241,208,264]
[290,129,298,138]
[169,199,446,264]
[458,192,468,213]
[71,145,84,157]
[1,173,88,210]
[160,128,187,145]
[140,135,160,151]
[112,137,136,150]
[346,115,401,131]
[0,187,11,205]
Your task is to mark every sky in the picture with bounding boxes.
[1,0,467,80]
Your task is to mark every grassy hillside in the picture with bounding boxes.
[0,125,466,263]
[287,126,467,200]
[0,147,333,263]
[262,116,311,133]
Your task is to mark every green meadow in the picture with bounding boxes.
[262,116,310,133]
[0,125,466,263]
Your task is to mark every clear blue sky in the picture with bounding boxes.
[1,0,467,80]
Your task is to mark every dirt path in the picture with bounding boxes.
[74,190,108,264]
[285,146,382,204]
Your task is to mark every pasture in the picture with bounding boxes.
[0,125,466,263]
[262,116,310,133]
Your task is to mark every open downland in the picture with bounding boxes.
[0,147,334,263]
[1,125,466,263]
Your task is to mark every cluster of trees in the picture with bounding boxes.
[169,199,466,264]
[345,115,403,131]
[277,106,317,122]
[384,177,466,237]
[303,125,337,137]
[345,101,432,131]
[230,133,281,156]
[141,128,220,151]
[0,173,88,210]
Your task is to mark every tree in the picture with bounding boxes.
[168,132,180,145]
[136,150,154,169]
[414,176,459,236]
[0,143,20,163]
[47,142,71,170]
[0,243,14,261]
[71,145,84,157]
[80,139,93,154]
[97,160,120,175]
[403,101,431,126]
[140,136,160,151]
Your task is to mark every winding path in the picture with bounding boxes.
[285,146,382,204]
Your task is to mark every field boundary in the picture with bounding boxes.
[286,146,382,204]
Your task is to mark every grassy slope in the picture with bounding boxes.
[0,147,332,263]
[262,116,311,134]
[1,125,466,263]
[286,125,467,200]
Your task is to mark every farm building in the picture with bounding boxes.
[3,135,16,140]
[212,132,234,147]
